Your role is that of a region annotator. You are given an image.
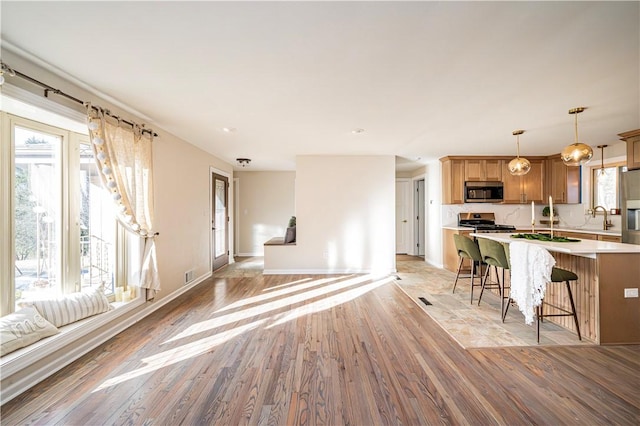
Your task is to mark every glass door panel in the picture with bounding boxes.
[212,173,228,270]
[79,142,116,294]
[14,126,62,305]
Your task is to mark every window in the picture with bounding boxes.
[590,162,625,212]
[2,112,124,316]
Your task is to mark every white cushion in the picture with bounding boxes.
[1,306,60,356]
[24,288,112,328]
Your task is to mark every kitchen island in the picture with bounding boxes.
[471,232,640,345]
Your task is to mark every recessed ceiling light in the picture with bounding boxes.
[351,128,365,134]
[222,127,237,133]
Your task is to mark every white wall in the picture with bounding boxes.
[424,160,443,267]
[265,155,396,275]
[234,171,296,256]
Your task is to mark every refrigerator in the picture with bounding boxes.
[621,168,640,245]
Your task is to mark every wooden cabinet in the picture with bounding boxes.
[502,160,545,203]
[555,231,598,240]
[553,231,621,242]
[618,129,640,170]
[441,158,465,204]
[441,156,545,204]
[443,228,473,272]
[464,159,502,181]
[598,234,622,243]
[547,156,581,204]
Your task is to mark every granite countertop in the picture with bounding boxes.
[470,232,640,257]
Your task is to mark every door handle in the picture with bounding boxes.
[402,220,407,223]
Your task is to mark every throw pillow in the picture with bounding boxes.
[284,226,296,243]
[1,306,60,356]
[24,288,112,328]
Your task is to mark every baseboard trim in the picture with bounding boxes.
[424,259,444,269]
[264,268,397,276]
[0,271,212,405]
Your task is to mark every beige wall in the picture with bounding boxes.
[265,155,396,274]
[234,171,296,256]
[153,138,232,295]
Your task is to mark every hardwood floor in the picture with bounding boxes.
[2,257,639,425]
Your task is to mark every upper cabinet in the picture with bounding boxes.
[441,156,543,204]
[441,158,465,204]
[464,159,502,181]
[619,129,640,170]
[502,160,545,203]
[547,155,581,204]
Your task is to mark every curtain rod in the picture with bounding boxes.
[1,61,158,137]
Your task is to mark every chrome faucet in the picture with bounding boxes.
[592,205,612,230]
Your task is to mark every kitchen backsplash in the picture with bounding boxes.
[442,203,622,231]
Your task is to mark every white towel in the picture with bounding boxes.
[509,242,555,325]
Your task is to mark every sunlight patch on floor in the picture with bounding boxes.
[215,275,354,313]
[163,274,374,344]
[94,268,395,392]
[267,276,395,328]
[92,318,266,392]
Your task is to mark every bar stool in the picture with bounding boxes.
[502,265,582,343]
[452,234,484,304]
[477,238,510,318]
[537,267,581,343]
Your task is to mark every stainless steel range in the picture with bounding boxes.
[458,212,516,233]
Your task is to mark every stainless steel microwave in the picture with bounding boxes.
[464,181,504,203]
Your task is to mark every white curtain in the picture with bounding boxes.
[87,106,160,299]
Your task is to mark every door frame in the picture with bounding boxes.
[210,167,233,272]
[395,178,412,255]
[413,175,426,257]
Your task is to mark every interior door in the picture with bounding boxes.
[416,179,425,257]
[396,179,411,254]
[212,173,229,271]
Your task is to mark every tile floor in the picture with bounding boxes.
[394,255,592,348]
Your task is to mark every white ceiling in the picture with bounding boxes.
[2,1,639,171]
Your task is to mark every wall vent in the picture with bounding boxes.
[185,270,194,284]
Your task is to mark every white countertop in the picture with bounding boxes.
[443,225,621,237]
[470,232,640,257]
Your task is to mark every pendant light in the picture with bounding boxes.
[508,130,531,175]
[561,107,593,166]
[596,144,608,176]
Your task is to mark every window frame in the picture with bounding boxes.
[589,160,626,213]
[1,112,125,316]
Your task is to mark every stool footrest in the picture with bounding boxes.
[539,302,575,317]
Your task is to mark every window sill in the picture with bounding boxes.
[1,297,144,378]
